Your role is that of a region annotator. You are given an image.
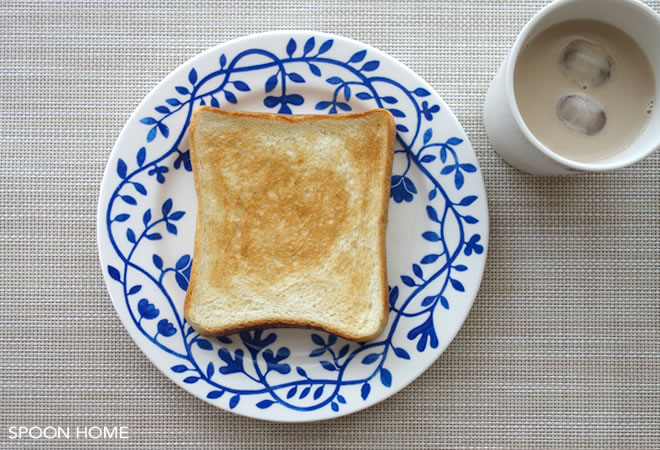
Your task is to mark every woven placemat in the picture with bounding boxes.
[1,1,658,448]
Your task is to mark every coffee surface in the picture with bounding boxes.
[514,20,655,163]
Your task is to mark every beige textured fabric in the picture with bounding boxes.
[1,0,658,448]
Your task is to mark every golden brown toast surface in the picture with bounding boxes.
[184,107,395,341]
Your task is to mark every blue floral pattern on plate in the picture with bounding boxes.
[97,31,489,422]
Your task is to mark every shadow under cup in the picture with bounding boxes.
[484,0,660,175]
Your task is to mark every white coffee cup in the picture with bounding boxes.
[483,0,660,175]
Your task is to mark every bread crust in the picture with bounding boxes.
[184,107,395,342]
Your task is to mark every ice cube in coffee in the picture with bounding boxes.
[560,39,613,88]
[557,94,606,135]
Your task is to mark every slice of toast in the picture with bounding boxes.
[184,106,395,342]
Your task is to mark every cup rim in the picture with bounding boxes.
[505,0,660,172]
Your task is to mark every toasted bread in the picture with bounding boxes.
[184,106,395,342]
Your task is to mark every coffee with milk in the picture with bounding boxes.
[514,20,655,163]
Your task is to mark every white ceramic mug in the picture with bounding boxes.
[483,0,660,175]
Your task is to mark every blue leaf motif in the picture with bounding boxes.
[287,387,297,399]
[413,87,431,96]
[349,49,366,63]
[168,210,185,221]
[331,402,339,412]
[219,54,227,68]
[394,347,411,360]
[423,128,433,144]
[326,76,342,85]
[459,195,478,206]
[175,272,188,291]
[142,208,151,226]
[286,38,296,57]
[256,400,275,409]
[422,295,436,307]
[447,137,463,145]
[175,255,191,270]
[166,222,178,235]
[229,394,240,409]
[422,231,441,242]
[147,125,157,143]
[320,360,336,372]
[308,63,321,76]
[380,368,392,387]
[412,264,423,279]
[133,182,147,195]
[196,338,213,350]
[361,60,380,71]
[140,117,157,125]
[450,278,465,292]
[183,376,199,384]
[296,367,308,378]
[126,228,136,243]
[318,39,333,54]
[233,81,250,91]
[114,213,130,222]
[121,195,136,205]
[165,98,180,106]
[382,96,398,104]
[313,385,324,400]
[396,124,409,132]
[117,159,127,179]
[300,386,311,399]
[138,298,159,320]
[315,101,332,111]
[388,108,406,118]
[454,169,465,190]
[421,253,441,264]
[224,90,237,104]
[420,155,436,163]
[207,390,224,399]
[108,265,121,282]
[311,333,325,346]
[175,86,189,95]
[401,275,416,287]
[303,36,315,55]
[361,382,371,400]
[155,105,170,114]
[162,198,172,215]
[145,232,162,241]
[440,296,449,309]
[361,353,380,365]
[188,68,198,85]
[206,362,214,379]
[265,74,278,93]
[152,254,163,269]
[171,364,188,373]
[426,205,440,223]
[356,92,372,100]
[464,215,479,224]
[157,319,176,337]
[288,72,305,83]
[127,285,141,295]
[389,286,399,307]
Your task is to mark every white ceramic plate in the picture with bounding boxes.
[97,31,488,422]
